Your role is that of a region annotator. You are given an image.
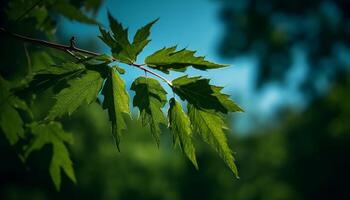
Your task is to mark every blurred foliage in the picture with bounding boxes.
[1,70,350,200]
[219,0,350,92]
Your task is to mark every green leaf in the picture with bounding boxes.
[131,77,167,145]
[100,13,157,63]
[168,98,198,168]
[172,75,243,113]
[0,78,29,145]
[47,70,103,120]
[132,19,158,57]
[188,104,238,177]
[102,67,130,150]
[106,12,134,63]
[98,25,115,47]
[26,122,76,190]
[145,46,228,73]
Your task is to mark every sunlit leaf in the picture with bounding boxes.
[47,70,103,120]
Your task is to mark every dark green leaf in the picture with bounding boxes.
[106,12,134,63]
[100,13,157,63]
[131,77,167,145]
[26,122,76,190]
[47,70,103,120]
[132,19,158,57]
[102,67,130,150]
[172,75,243,113]
[188,104,238,177]
[145,46,228,73]
[168,98,198,168]
[0,78,29,145]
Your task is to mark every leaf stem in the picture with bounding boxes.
[0,27,173,87]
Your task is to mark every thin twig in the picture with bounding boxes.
[0,27,173,87]
[65,49,81,60]
[23,44,32,74]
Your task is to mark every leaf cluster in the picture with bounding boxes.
[1,10,243,190]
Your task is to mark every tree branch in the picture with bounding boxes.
[0,27,173,87]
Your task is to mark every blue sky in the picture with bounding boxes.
[59,0,307,133]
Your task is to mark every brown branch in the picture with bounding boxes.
[0,27,173,87]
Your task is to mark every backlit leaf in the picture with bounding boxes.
[102,67,130,150]
[188,104,238,177]
[47,70,103,120]
[131,77,167,145]
[168,98,198,168]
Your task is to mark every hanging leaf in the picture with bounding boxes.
[102,67,130,150]
[47,70,103,120]
[25,122,76,190]
[131,77,167,145]
[168,98,198,168]
[145,46,228,73]
[172,75,243,113]
[188,104,238,177]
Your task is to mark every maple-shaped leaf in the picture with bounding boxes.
[188,104,238,178]
[102,67,130,150]
[145,46,228,73]
[99,12,157,63]
[131,77,167,145]
[168,98,198,168]
[25,122,76,190]
[172,75,243,113]
[47,70,103,120]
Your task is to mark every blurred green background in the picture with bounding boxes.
[1,0,350,199]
